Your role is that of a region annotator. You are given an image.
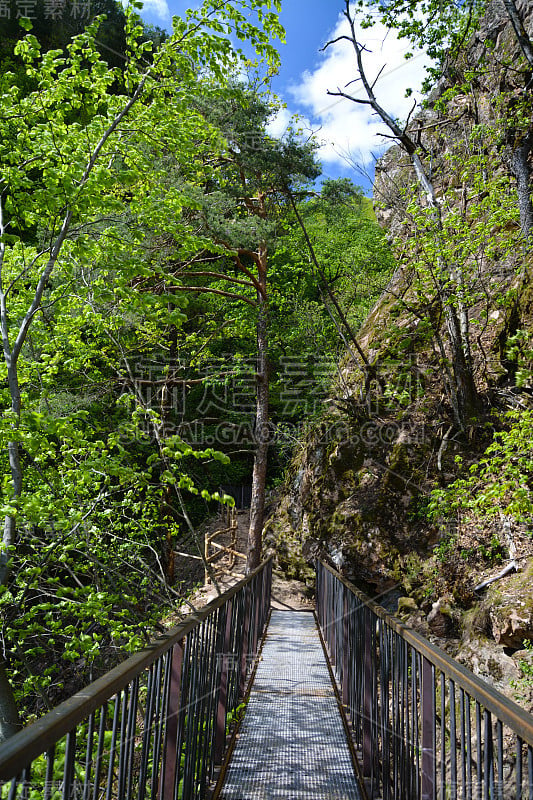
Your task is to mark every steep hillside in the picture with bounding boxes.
[269,0,533,707]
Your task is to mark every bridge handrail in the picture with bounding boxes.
[317,559,533,800]
[319,559,533,745]
[0,556,273,798]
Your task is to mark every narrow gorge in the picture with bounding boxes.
[269,0,533,710]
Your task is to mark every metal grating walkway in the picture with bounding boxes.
[219,610,363,800]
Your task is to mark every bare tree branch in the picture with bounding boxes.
[165,285,257,306]
[502,0,533,70]
[174,270,256,289]
[371,63,387,91]
[285,185,370,369]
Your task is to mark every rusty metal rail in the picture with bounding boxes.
[0,557,272,800]
[316,559,533,800]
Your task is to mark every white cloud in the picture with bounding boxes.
[124,0,170,22]
[265,106,314,142]
[287,8,431,171]
[144,0,170,20]
[266,106,293,139]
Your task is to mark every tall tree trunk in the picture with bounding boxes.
[500,1,533,242]
[509,129,533,242]
[443,298,478,427]
[1,371,22,585]
[0,661,21,741]
[247,249,269,572]
[0,365,23,741]
[159,314,179,584]
[502,0,533,70]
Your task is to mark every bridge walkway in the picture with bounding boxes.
[218,610,363,800]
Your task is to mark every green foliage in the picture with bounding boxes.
[402,129,520,300]
[0,0,129,83]
[176,173,395,481]
[506,329,533,388]
[429,410,533,524]
[517,641,533,681]
[433,531,457,563]
[460,532,503,564]
[0,398,236,706]
[269,178,395,374]
[0,0,286,721]
[509,640,533,702]
[356,0,488,91]
[390,118,522,424]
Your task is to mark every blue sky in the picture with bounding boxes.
[138,1,429,194]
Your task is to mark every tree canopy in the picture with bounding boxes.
[0,0,286,735]
[0,0,399,736]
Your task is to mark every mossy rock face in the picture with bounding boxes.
[462,604,493,639]
[328,439,365,477]
[263,511,314,583]
[383,439,412,491]
[268,405,438,594]
[427,598,460,638]
[397,596,419,617]
[342,533,401,592]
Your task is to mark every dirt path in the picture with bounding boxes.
[162,509,312,630]
[270,571,313,610]
[188,509,312,611]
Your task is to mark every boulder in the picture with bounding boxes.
[491,607,533,648]
[427,598,456,637]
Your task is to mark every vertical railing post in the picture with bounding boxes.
[421,655,436,800]
[322,565,328,649]
[266,558,272,619]
[239,585,251,697]
[252,577,261,656]
[362,605,373,787]
[214,600,233,765]
[330,573,337,667]
[316,561,321,627]
[63,731,76,800]
[342,587,349,706]
[484,710,494,800]
[260,566,267,628]
[160,640,184,800]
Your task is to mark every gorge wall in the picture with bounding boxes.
[268,0,533,706]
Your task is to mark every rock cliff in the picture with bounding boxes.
[269,0,533,709]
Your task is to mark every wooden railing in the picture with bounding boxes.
[205,508,246,583]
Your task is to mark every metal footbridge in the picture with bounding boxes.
[0,558,532,800]
[219,610,361,799]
